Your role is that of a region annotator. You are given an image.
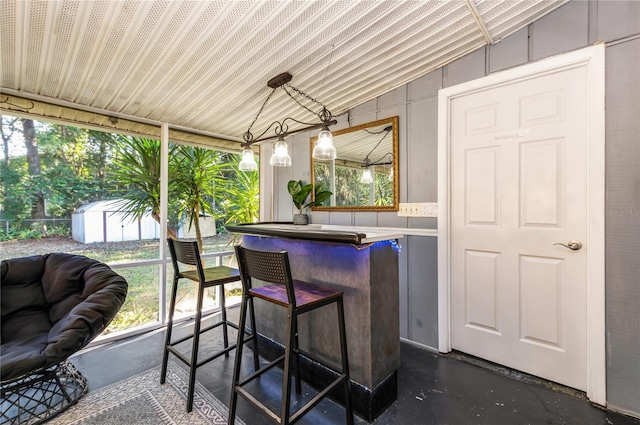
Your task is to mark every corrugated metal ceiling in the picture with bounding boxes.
[1,0,569,147]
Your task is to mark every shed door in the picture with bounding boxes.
[450,64,588,390]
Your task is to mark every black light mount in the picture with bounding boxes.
[242,72,336,148]
[267,72,293,88]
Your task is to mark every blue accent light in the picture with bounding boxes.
[369,239,401,253]
[389,239,401,253]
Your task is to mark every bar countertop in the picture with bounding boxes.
[225,222,404,244]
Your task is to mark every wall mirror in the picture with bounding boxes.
[311,116,399,211]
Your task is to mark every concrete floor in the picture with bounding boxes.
[70,311,640,425]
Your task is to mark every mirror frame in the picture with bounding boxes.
[310,116,399,212]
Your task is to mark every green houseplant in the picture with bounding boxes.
[287,180,332,225]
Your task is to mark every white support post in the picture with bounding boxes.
[159,123,169,324]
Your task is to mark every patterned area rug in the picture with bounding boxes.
[47,362,245,425]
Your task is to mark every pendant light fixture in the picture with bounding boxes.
[269,136,291,167]
[238,148,258,171]
[240,72,337,170]
[312,125,337,161]
[360,168,374,184]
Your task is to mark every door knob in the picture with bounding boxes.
[553,240,582,250]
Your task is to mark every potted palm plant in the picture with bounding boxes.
[287,180,332,225]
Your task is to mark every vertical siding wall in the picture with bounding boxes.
[600,3,640,417]
[272,0,640,415]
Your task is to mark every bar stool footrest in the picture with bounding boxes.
[238,354,285,387]
[233,374,348,425]
[168,318,231,346]
[167,318,253,349]
[234,387,281,424]
[196,344,237,367]
[289,375,347,424]
[167,325,258,369]
[166,345,191,366]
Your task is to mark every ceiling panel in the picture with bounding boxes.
[1,0,569,148]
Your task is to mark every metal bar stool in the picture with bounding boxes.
[162,239,259,412]
[229,245,353,425]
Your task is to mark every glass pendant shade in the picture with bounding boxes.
[238,148,258,171]
[270,139,291,167]
[361,169,374,184]
[312,129,337,160]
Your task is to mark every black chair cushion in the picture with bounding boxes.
[1,253,128,381]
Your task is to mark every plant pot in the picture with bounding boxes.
[293,214,310,225]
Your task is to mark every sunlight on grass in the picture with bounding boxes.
[105,264,160,333]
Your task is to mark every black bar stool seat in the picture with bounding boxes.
[229,245,354,425]
[162,238,258,413]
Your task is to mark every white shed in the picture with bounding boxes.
[178,215,217,239]
[72,200,160,244]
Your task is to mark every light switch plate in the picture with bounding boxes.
[398,202,438,217]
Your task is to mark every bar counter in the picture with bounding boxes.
[226,222,403,421]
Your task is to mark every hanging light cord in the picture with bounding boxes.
[362,129,390,164]
[364,126,391,135]
[316,44,335,100]
[370,152,393,165]
[243,87,277,144]
[283,84,333,123]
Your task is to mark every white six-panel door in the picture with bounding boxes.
[450,65,588,390]
[438,46,605,401]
